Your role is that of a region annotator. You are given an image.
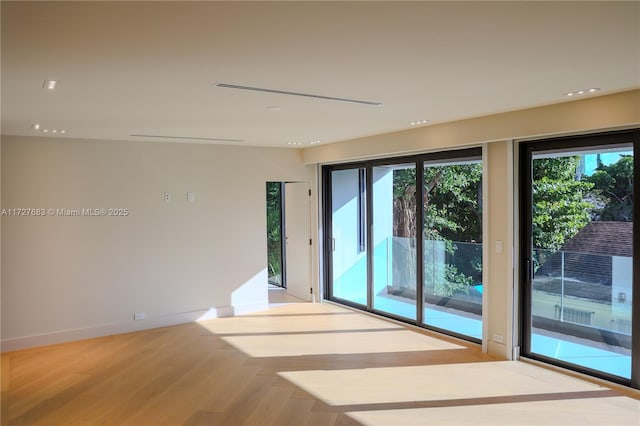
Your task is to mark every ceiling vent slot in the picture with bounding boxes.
[215,83,382,106]
[130,134,244,143]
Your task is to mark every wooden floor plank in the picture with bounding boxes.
[2,302,639,425]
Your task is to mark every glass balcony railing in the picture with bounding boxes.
[369,237,483,338]
[532,248,632,337]
[530,248,632,378]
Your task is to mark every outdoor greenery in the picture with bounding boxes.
[392,164,482,296]
[266,182,283,284]
[532,154,634,252]
[532,157,593,251]
[392,164,482,242]
[423,164,483,243]
[585,154,634,222]
[390,152,634,297]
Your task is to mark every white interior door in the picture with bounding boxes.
[285,182,312,301]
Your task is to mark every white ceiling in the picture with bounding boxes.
[2,1,639,148]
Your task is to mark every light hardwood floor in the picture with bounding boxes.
[2,301,639,425]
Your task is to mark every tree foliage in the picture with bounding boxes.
[532,157,593,251]
[585,155,633,222]
[392,164,482,242]
[423,164,482,243]
[266,182,282,279]
[392,164,482,295]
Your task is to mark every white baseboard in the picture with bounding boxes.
[231,301,270,316]
[1,302,269,353]
[487,340,509,359]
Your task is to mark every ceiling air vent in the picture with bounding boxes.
[215,83,382,106]
[130,134,244,143]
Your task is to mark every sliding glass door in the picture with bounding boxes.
[328,167,368,306]
[521,130,639,386]
[372,163,417,320]
[324,148,483,341]
[422,160,483,339]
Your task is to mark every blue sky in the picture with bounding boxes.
[583,151,633,176]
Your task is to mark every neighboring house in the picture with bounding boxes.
[536,221,632,332]
[538,221,631,288]
[562,221,632,258]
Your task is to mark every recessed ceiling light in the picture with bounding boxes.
[310,140,321,145]
[566,87,600,97]
[411,120,429,126]
[43,80,57,90]
[32,123,67,135]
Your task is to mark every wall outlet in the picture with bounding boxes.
[134,312,145,320]
[187,191,195,202]
[493,333,504,343]
[164,192,171,202]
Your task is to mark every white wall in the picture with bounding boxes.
[1,136,312,351]
[612,255,633,316]
[303,90,640,165]
[484,141,515,358]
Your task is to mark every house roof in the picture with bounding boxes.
[562,221,632,257]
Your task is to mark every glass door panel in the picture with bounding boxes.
[372,164,417,320]
[527,145,633,379]
[422,161,483,339]
[330,168,368,306]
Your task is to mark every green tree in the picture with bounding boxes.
[585,155,633,222]
[266,182,283,281]
[392,164,482,296]
[392,164,482,242]
[532,157,593,251]
[423,164,482,243]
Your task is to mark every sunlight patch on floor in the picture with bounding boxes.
[221,329,464,358]
[346,396,640,426]
[278,361,607,406]
[197,304,401,336]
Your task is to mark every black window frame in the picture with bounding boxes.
[322,147,483,343]
[519,129,640,388]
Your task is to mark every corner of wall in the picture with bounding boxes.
[484,140,516,360]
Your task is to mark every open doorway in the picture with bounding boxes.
[266,181,312,303]
[266,182,285,288]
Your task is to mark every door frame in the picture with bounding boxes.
[518,129,640,388]
[284,181,312,302]
[267,182,287,288]
[322,147,483,342]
